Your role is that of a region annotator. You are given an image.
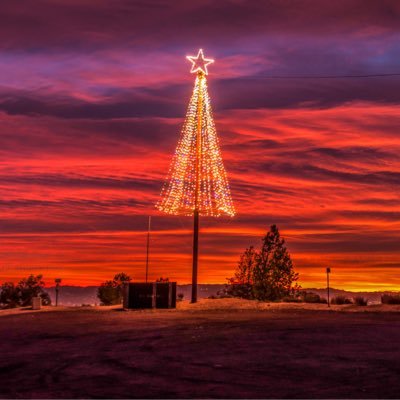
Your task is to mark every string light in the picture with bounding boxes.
[186,49,214,75]
[156,50,235,217]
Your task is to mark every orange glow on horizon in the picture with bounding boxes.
[1,103,400,291]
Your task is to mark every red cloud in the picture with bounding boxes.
[1,102,400,289]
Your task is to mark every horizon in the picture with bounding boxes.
[40,283,400,294]
[1,1,400,291]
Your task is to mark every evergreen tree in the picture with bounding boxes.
[253,225,299,300]
[227,225,300,301]
[226,246,256,299]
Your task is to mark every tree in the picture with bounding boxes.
[18,274,51,306]
[225,246,257,299]
[226,225,300,301]
[0,282,20,308]
[0,274,51,309]
[97,272,131,306]
[253,225,299,301]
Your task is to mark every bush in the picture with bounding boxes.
[0,282,20,308]
[18,275,51,306]
[282,295,302,303]
[331,295,352,305]
[224,282,253,299]
[97,281,120,305]
[300,291,327,303]
[39,292,51,306]
[0,275,51,309]
[353,296,368,306]
[214,288,232,299]
[381,294,400,304]
[97,272,131,305]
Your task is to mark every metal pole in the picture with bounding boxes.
[327,267,330,307]
[145,216,151,283]
[191,72,203,304]
[55,278,61,307]
[192,209,199,303]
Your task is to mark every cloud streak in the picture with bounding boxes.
[1,1,400,290]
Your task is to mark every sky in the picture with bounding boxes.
[1,0,400,290]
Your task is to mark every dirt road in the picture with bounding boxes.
[1,301,400,398]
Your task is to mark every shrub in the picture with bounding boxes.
[97,272,131,306]
[353,296,368,306]
[0,275,51,309]
[331,295,352,305]
[224,282,253,299]
[0,282,20,308]
[97,281,120,305]
[39,292,51,306]
[282,295,302,303]
[300,291,326,303]
[214,288,232,299]
[381,294,400,304]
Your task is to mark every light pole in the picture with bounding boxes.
[55,278,62,306]
[155,50,235,304]
[191,71,204,304]
[326,268,331,307]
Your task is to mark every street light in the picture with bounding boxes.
[55,278,62,306]
[326,268,331,307]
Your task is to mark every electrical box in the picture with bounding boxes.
[156,282,177,309]
[32,297,42,310]
[123,282,176,309]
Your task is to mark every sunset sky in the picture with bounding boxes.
[1,0,400,290]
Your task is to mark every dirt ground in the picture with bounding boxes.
[1,299,400,399]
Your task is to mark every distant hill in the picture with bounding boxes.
[46,286,99,306]
[44,284,399,306]
[301,288,400,304]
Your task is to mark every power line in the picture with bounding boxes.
[240,73,400,80]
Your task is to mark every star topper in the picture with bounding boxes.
[186,49,214,75]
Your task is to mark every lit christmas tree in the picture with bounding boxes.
[156,49,235,302]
